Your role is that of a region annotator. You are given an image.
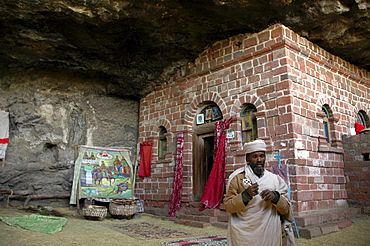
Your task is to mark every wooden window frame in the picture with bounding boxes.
[316,105,343,153]
[240,104,257,145]
[322,105,332,145]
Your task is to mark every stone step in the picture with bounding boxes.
[178,213,219,223]
[294,207,362,227]
[297,214,369,239]
[217,212,229,222]
[178,207,229,222]
[182,207,221,217]
[212,221,228,229]
[296,213,369,239]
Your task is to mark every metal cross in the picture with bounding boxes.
[274,150,284,169]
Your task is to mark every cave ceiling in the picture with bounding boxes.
[0,0,369,98]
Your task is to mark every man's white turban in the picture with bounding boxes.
[243,139,267,154]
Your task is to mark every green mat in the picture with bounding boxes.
[0,214,67,234]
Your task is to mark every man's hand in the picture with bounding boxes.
[246,183,259,197]
[260,190,277,201]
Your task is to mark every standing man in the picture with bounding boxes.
[224,139,295,246]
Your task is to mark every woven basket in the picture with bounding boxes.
[82,205,108,221]
[109,199,138,219]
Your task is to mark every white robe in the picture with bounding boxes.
[225,166,289,246]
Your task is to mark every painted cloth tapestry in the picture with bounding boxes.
[200,115,236,210]
[70,145,133,204]
[0,111,9,159]
[168,132,185,217]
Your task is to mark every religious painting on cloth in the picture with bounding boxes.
[0,111,9,160]
[70,145,133,204]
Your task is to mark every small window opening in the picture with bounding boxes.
[240,104,257,144]
[158,127,167,159]
[322,105,332,144]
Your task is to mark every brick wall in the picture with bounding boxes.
[137,24,370,216]
[343,131,370,214]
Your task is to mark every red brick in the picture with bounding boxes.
[279,113,293,124]
[297,191,314,201]
[258,31,270,42]
[244,37,257,47]
[271,26,284,38]
[273,66,288,76]
[276,80,292,90]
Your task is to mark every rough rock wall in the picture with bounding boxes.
[0,68,139,206]
[1,0,369,98]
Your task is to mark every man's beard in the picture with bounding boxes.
[252,165,264,178]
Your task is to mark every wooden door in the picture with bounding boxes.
[193,124,215,201]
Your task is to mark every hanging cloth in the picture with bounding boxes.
[355,122,365,135]
[0,111,9,160]
[200,115,236,210]
[168,132,185,217]
[138,141,153,178]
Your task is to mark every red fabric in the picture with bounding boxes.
[168,132,185,217]
[200,115,236,210]
[138,141,153,178]
[355,122,365,135]
[0,138,8,144]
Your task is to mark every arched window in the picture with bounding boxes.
[355,110,369,134]
[196,103,222,125]
[240,104,257,144]
[357,110,368,127]
[158,126,167,159]
[322,104,332,143]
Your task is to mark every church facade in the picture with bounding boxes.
[135,24,370,224]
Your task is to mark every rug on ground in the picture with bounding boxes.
[0,214,67,234]
[159,235,227,245]
[105,221,198,240]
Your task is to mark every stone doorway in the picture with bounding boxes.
[193,123,215,201]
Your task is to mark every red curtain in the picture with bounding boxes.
[138,141,153,178]
[355,122,365,135]
[168,132,185,217]
[200,115,236,210]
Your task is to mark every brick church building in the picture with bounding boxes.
[135,24,370,237]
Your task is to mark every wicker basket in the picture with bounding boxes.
[82,205,108,221]
[109,199,138,219]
